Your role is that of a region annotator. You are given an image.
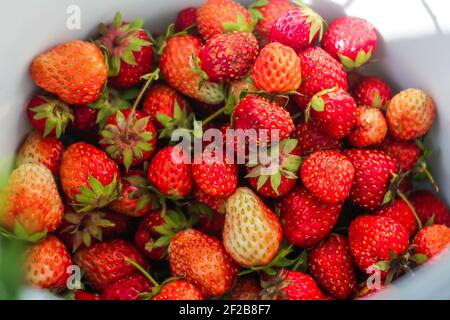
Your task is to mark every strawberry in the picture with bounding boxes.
[97,12,153,89]
[229,276,261,300]
[71,105,99,134]
[294,46,348,108]
[109,170,155,217]
[26,95,74,138]
[322,17,377,71]
[153,280,204,300]
[175,7,198,32]
[1,163,63,235]
[379,137,421,172]
[16,130,65,175]
[224,187,283,266]
[101,273,153,300]
[348,106,388,147]
[306,88,357,140]
[24,235,71,290]
[73,239,147,290]
[352,76,393,109]
[246,139,302,198]
[60,142,121,212]
[386,88,436,141]
[198,31,258,82]
[99,109,157,170]
[410,190,450,227]
[309,234,357,299]
[370,199,418,236]
[344,149,398,210]
[196,209,225,237]
[413,225,450,258]
[196,0,252,40]
[74,291,100,300]
[193,186,227,214]
[252,42,302,93]
[301,150,355,203]
[30,40,107,105]
[169,228,239,297]
[160,35,224,104]
[293,121,343,156]
[280,186,342,248]
[270,5,325,52]
[348,215,409,273]
[147,146,193,198]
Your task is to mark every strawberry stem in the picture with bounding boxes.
[202,106,227,126]
[125,257,159,287]
[396,190,423,230]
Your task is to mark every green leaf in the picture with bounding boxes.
[354,49,372,68]
[372,90,382,108]
[154,236,171,248]
[113,11,122,28]
[374,260,391,271]
[156,113,173,128]
[382,190,393,205]
[338,54,356,71]
[257,175,269,190]
[310,97,324,112]
[123,148,134,171]
[425,215,435,227]
[281,139,298,155]
[412,254,428,265]
[270,171,282,195]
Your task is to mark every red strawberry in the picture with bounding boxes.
[26,95,74,138]
[301,150,355,203]
[101,273,153,300]
[147,146,193,198]
[175,7,198,32]
[196,0,252,40]
[293,121,343,156]
[348,106,388,147]
[413,224,450,258]
[229,277,261,300]
[344,149,398,210]
[309,234,357,299]
[73,239,147,290]
[169,228,239,297]
[306,88,357,140]
[97,12,153,89]
[160,35,225,104]
[60,142,121,212]
[280,186,342,248]
[348,215,409,273]
[252,42,302,93]
[386,88,436,141]
[352,76,393,109]
[193,186,227,214]
[370,199,419,236]
[196,209,225,237]
[74,291,100,300]
[153,280,204,300]
[71,105,99,133]
[322,17,377,71]
[30,40,107,105]
[24,235,71,290]
[270,6,325,51]
[16,130,65,175]
[379,137,421,172]
[198,31,258,82]
[294,47,348,108]
[410,190,450,227]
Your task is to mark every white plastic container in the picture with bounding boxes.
[1,0,450,299]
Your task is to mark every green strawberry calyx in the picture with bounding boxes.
[413,139,439,192]
[74,175,122,213]
[0,221,47,243]
[222,13,253,33]
[238,245,297,276]
[338,48,373,72]
[293,1,326,43]
[123,174,157,215]
[157,100,194,139]
[305,87,338,122]
[31,95,74,138]
[248,0,269,30]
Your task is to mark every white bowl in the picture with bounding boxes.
[2,0,450,299]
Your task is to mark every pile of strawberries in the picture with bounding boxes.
[1,0,449,300]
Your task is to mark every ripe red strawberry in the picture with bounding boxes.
[175,7,198,32]
[153,280,204,300]
[109,170,155,217]
[348,106,388,147]
[74,291,100,300]
[73,239,147,290]
[301,150,355,203]
[233,95,294,144]
[71,105,99,133]
[410,190,450,227]
[293,121,343,156]
[16,130,65,175]
[1,163,63,235]
[344,149,398,210]
[160,35,224,104]
[309,234,357,300]
[30,40,107,105]
[322,17,377,71]
[386,88,436,141]
[60,142,121,212]
[97,12,153,89]
[280,186,342,248]
[224,187,283,266]
[370,199,418,236]
[270,6,325,51]
[306,88,357,140]
[252,42,302,93]
[198,31,258,82]
[26,95,74,138]
[294,47,348,108]
[101,273,153,300]
[147,146,194,198]
[348,215,409,273]
[378,137,421,172]
[229,277,261,300]
[413,225,450,258]
[352,76,393,109]
[24,235,71,290]
[169,228,239,297]
[99,109,157,170]
[193,186,227,214]
[196,0,252,40]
